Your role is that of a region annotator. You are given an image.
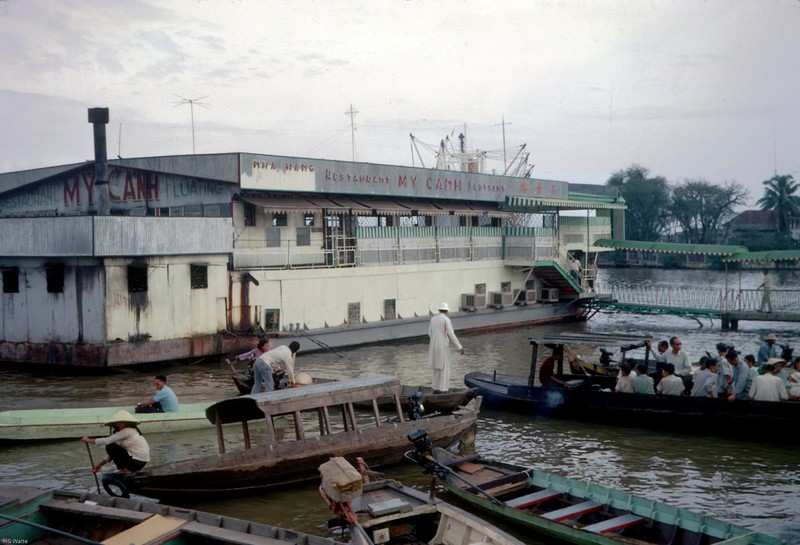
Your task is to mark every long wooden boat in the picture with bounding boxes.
[0,484,343,545]
[319,457,525,545]
[0,402,217,442]
[106,375,481,500]
[419,448,785,545]
[465,333,800,443]
[232,369,477,415]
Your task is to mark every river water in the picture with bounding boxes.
[1,267,798,543]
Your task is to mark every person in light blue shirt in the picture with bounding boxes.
[727,350,751,401]
[136,375,179,413]
[691,360,718,398]
[757,333,778,364]
[633,362,655,395]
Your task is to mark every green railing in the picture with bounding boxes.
[597,285,800,313]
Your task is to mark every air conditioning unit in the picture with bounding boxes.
[537,288,559,303]
[461,293,487,311]
[488,291,513,308]
[514,288,537,305]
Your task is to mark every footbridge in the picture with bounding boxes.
[586,286,800,329]
[586,242,800,330]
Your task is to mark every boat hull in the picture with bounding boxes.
[0,484,342,545]
[428,451,784,545]
[0,402,215,442]
[119,404,480,500]
[465,371,800,443]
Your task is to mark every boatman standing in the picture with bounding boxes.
[427,302,465,393]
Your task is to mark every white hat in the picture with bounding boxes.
[766,333,777,341]
[105,409,139,427]
[438,302,450,311]
[295,372,313,386]
[767,357,786,365]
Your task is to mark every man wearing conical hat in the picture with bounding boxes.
[81,409,150,474]
[427,302,465,393]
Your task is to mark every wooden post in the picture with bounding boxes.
[242,419,251,450]
[294,410,305,440]
[215,407,225,454]
[528,339,539,389]
[371,399,382,426]
[394,394,405,422]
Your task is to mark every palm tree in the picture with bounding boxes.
[756,174,800,234]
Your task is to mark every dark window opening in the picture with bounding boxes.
[128,265,148,292]
[2,267,19,293]
[46,265,65,294]
[272,213,287,227]
[190,264,208,289]
[304,213,315,226]
[244,202,256,226]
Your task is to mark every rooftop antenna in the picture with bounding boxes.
[496,115,512,174]
[173,94,210,154]
[345,104,358,161]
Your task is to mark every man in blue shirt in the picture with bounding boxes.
[136,374,180,413]
[757,333,778,364]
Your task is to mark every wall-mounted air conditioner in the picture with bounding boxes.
[537,288,559,303]
[514,288,537,305]
[461,293,487,310]
[488,291,513,308]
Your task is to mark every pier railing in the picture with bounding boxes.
[597,285,800,314]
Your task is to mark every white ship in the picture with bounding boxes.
[0,109,624,367]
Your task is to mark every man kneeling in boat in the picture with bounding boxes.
[81,410,150,474]
[252,341,301,394]
[135,374,179,413]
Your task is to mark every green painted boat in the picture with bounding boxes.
[0,484,342,545]
[421,447,786,545]
[0,402,215,442]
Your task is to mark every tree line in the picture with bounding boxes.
[607,165,799,250]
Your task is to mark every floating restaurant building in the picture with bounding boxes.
[0,109,625,367]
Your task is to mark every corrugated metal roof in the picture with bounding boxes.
[506,196,626,210]
[594,238,748,256]
[721,249,800,262]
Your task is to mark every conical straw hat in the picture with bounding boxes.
[105,409,140,426]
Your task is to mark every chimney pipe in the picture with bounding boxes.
[88,107,110,215]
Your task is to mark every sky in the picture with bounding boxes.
[1,0,799,206]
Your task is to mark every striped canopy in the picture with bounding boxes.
[594,239,748,256]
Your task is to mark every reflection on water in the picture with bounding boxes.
[1,268,799,542]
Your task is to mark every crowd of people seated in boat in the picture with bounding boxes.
[610,333,800,402]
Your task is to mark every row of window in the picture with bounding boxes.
[1,265,209,294]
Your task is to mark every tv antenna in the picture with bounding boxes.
[345,104,358,161]
[173,94,210,154]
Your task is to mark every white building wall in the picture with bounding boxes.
[0,257,106,343]
[231,261,528,331]
[104,255,229,342]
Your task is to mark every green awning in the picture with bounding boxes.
[721,250,800,263]
[505,196,627,211]
[594,239,748,256]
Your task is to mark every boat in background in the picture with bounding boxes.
[319,456,525,545]
[465,333,800,443]
[414,447,785,545]
[106,375,481,500]
[230,365,477,415]
[0,484,343,545]
[0,402,217,442]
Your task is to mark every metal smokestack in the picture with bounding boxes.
[88,107,110,215]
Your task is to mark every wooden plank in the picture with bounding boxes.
[182,522,290,545]
[505,489,561,509]
[541,500,602,521]
[41,499,152,523]
[456,461,484,474]
[101,514,185,545]
[582,513,644,534]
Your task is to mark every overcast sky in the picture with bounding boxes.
[1,0,798,205]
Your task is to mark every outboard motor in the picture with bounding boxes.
[599,347,614,366]
[781,344,793,362]
[406,391,425,420]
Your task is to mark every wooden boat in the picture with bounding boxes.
[0,402,217,442]
[417,448,785,545]
[0,484,342,545]
[233,368,477,415]
[465,333,800,443]
[319,457,525,545]
[107,375,481,500]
